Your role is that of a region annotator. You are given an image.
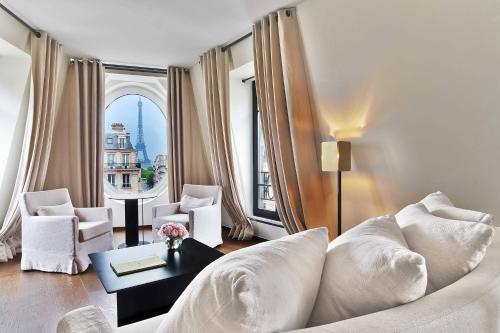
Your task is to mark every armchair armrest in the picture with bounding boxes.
[75,207,112,222]
[153,203,180,218]
[22,215,79,254]
[189,204,221,239]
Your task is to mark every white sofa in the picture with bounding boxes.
[19,188,113,275]
[152,184,222,248]
[59,227,500,333]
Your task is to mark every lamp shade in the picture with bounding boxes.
[321,141,351,172]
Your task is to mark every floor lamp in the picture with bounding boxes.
[321,141,351,236]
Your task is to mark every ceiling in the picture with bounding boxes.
[3,0,302,67]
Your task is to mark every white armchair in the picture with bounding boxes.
[152,184,222,247]
[19,188,113,274]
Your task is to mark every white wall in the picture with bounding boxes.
[230,62,254,216]
[0,15,31,225]
[297,0,500,229]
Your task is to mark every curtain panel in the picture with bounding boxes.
[253,8,333,236]
[45,60,105,207]
[0,33,63,262]
[167,66,212,202]
[200,48,254,240]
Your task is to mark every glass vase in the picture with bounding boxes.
[165,236,183,251]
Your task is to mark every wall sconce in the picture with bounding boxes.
[321,141,351,235]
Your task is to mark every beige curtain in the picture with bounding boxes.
[0,33,63,262]
[45,60,105,207]
[253,8,332,235]
[200,48,254,240]
[167,66,212,202]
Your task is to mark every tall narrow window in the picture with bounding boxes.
[252,82,279,220]
[107,174,116,186]
[122,153,130,168]
[122,174,130,188]
[107,153,114,167]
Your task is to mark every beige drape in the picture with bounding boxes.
[0,33,63,262]
[45,60,105,207]
[167,67,213,202]
[253,8,332,235]
[200,48,254,240]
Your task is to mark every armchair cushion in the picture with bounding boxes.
[79,221,113,242]
[179,194,213,214]
[37,202,74,216]
[75,207,112,223]
[153,203,180,218]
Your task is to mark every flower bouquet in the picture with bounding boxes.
[157,222,189,251]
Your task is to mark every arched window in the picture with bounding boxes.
[104,94,167,194]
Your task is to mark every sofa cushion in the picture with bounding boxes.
[179,194,213,214]
[396,203,495,292]
[308,215,427,327]
[37,202,74,216]
[78,221,112,242]
[420,191,493,225]
[156,228,329,333]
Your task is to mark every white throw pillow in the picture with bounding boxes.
[37,202,74,216]
[179,194,213,214]
[396,203,495,292]
[420,191,493,225]
[308,215,427,326]
[156,228,329,333]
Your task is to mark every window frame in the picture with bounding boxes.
[252,81,280,221]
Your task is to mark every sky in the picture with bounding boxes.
[105,94,167,163]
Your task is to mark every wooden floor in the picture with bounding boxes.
[0,227,264,333]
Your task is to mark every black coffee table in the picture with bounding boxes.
[89,238,223,326]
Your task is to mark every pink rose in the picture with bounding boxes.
[158,223,189,239]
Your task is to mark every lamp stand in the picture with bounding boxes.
[337,171,342,236]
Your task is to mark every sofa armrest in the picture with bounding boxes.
[75,207,112,222]
[189,205,221,239]
[153,203,180,218]
[57,305,114,333]
[22,215,79,254]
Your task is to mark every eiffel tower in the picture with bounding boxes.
[135,97,151,167]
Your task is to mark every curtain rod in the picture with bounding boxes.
[221,31,252,52]
[103,63,168,75]
[242,75,255,83]
[0,2,41,38]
